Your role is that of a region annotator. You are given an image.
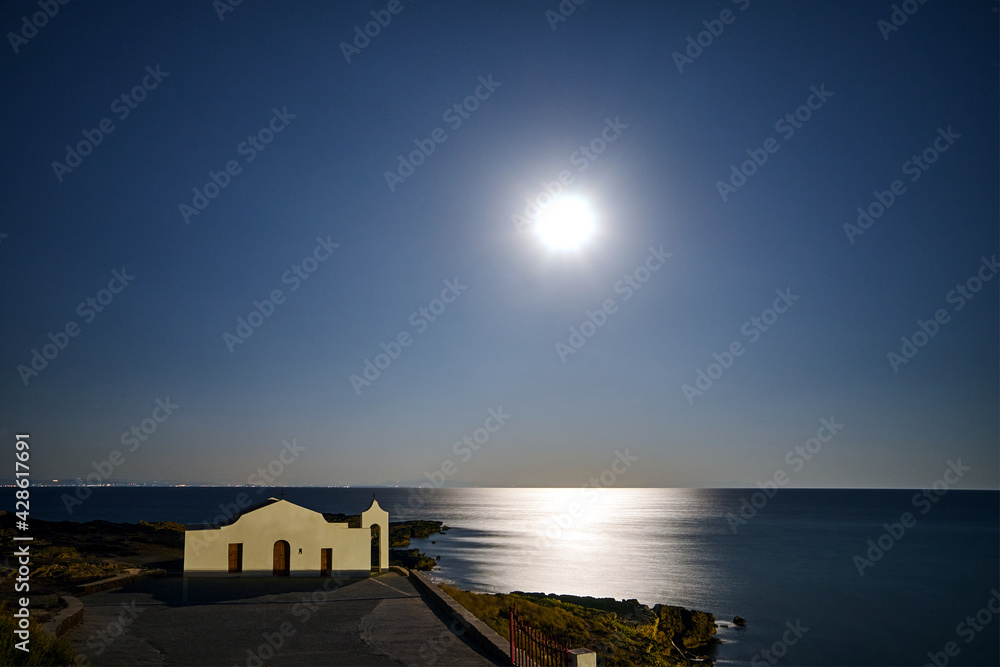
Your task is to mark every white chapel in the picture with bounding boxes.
[183,498,389,577]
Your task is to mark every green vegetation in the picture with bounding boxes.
[440,585,717,667]
[137,520,185,533]
[385,520,447,569]
[389,548,438,570]
[0,605,75,667]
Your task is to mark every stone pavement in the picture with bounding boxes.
[63,572,501,666]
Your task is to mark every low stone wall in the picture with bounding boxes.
[407,570,511,665]
[76,568,165,596]
[39,568,165,639]
[42,595,84,638]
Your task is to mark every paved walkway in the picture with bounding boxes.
[64,572,500,666]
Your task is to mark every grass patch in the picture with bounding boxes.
[0,605,76,667]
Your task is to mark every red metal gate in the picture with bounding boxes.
[508,606,570,667]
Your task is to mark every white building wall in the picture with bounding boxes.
[361,499,389,572]
[184,499,382,577]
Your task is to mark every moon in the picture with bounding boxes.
[534,196,596,251]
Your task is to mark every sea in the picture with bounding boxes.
[13,486,1000,666]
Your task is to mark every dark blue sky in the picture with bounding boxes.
[2,1,997,488]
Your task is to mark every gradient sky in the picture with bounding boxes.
[2,1,997,489]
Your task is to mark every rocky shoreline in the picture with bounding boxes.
[441,586,730,666]
[513,591,719,650]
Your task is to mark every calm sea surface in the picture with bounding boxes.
[15,487,1000,666]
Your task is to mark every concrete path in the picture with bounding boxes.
[64,572,501,666]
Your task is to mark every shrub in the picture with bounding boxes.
[0,606,76,667]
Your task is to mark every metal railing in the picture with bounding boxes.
[508,606,570,667]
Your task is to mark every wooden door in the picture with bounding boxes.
[320,548,332,576]
[273,540,290,576]
[228,543,243,573]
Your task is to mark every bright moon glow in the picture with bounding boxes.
[534,197,596,250]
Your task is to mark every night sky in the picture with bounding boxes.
[2,1,997,488]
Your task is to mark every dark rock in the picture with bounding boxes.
[652,604,717,648]
[733,615,746,626]
[389,548,436,570]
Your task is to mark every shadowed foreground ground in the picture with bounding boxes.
[64,572,499,666]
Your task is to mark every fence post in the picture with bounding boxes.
[509,607,515,666]
[566,648,598,667]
